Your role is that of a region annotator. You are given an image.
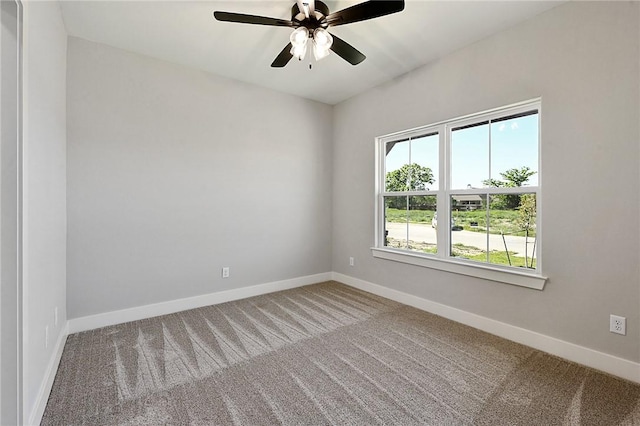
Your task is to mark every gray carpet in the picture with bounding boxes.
[42,281,640,425]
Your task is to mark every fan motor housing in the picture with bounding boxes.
[291,1,330,28]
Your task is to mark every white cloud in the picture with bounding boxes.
[511,122,519,130]
[499,123,506,131]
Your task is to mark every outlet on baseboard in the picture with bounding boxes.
[610,314,626,335]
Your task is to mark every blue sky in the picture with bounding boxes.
[385,114,538,190]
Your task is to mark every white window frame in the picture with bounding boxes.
[372,99,547,290]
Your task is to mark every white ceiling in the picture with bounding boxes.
[59,1,564,105]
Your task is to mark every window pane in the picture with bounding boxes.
[385,140,409,191]
[384,196,407,249]
[487,193,537,269]
[410,134,439,191]
[451,123,489,189]
[378,102,541,274]
[490,112,539,187]
[408,196,437,254]
[450,196,488,263]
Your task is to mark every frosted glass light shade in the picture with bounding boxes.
[290,27,309,60]
[312,28,333,61]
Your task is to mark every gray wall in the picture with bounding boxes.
[1,1,21,423]
[332,2,640,362]
[66,37,333,319]
[22,0,67,421]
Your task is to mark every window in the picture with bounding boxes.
[374,100,546,289]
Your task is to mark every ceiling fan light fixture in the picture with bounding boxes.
[290,26,309,60]
[313,28,332,48]
[291,43,308,60]
[313,44,330,60]
[312,28,333,60]
[215,0,405,68]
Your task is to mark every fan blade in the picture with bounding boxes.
[330,34,366,65]
[271,43,294,67]
[325,1,405,27]
[214,11,296,27]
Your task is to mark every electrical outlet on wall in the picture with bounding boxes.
[610,314,626,335]
[222,267,230,278]
[349,257,354,267]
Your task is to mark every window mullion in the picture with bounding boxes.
[407,137,412,249]
[405,196,409,249]
[439,125,449,258]
[487,121,492,263]
[485,195,490,263]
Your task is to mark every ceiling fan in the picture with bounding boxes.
[213,1,405,67]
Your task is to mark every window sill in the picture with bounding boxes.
[370,247,547,290]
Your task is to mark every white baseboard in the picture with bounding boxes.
[332,272,640,384]
[28,322,68,426]
[68,272,332,334]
